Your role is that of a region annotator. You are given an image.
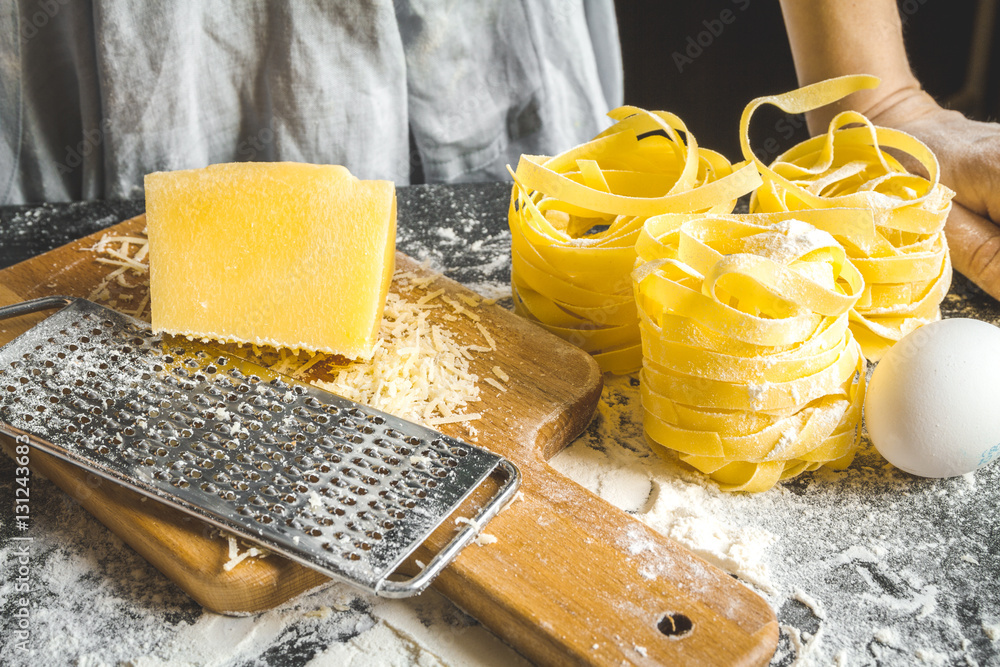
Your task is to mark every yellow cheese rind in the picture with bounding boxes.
[508,107,763,374]
[633,212,867,492]
[740,75,955,360]
[145,162,396,359]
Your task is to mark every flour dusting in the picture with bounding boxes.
[550,370,1000,666]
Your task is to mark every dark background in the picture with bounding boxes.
[615,0,998,161]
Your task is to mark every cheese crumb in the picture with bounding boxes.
[86,232,152,317]
[221,534,270,571]
[474,533,498,546]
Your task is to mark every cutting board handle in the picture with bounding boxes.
[434,459,778,666]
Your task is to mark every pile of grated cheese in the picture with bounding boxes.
[312,285,488,429]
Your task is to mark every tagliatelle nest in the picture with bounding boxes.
[742,74,954,361]
[508,106,762,373]
[633,212,866,492]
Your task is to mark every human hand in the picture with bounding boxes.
[865,88,1000,301]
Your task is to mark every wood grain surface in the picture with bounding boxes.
[0,215,778,666]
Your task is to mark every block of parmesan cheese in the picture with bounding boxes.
[144,162,396,359]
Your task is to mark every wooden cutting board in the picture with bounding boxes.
[0,214,778,666]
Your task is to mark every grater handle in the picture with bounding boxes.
[0,295,75,322]
[377,460,521,598]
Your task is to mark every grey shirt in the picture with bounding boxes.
[1,0,622,204]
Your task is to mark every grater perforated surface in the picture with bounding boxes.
[0,298,519,596]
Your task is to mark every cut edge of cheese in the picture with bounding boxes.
[144,162,396,360]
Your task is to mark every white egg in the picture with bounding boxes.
[864,318,1000,478]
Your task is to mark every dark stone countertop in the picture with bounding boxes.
[0,183,998,666]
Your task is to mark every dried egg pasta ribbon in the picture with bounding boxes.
[740,75,955,360]
[633,211,867,492]
[508,106,762,374]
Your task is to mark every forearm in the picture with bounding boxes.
[779,0,925,133]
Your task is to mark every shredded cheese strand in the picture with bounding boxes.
[311,292,483,428]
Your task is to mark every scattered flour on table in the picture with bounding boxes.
[549,373,1000,667]
[5,424,995,667]
[461,281,511,303]
[549,376,777,592]
[5,340,998,667]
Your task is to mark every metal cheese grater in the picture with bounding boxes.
[0,296,520,597]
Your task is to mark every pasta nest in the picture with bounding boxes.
[508,107,761,373]
[633,212,867,492]
[743,75,954,360]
